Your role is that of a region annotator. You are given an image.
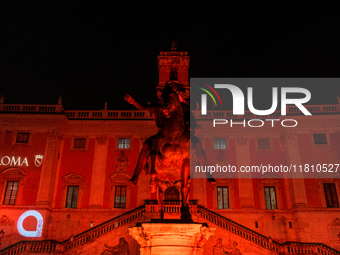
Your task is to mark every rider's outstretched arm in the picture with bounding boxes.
[124,94,153,112]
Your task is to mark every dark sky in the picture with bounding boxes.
[1,2,340,110]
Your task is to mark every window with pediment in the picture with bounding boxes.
[264,186,277,209]
[211,179,234,210]
[258,175,282,210]
[1,168,26,206]
[317,177,340,208]
[217,186,229,209]
[110,171,131,209]
[3,181,19,205]
[61,173,85,209]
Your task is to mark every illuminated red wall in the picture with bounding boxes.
[0,131,47,205]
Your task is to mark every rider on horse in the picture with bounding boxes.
[125,81,215,186]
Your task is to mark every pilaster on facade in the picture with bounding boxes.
[89,133,109,209]
[280,130,308,210]
[235,135,254,209]
[36,129,63,207]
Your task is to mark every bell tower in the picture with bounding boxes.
[157,42,190,99]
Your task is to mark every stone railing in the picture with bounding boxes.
[64,205,145,251]
[163,200,181,214]
[289,104,340,115]
[2,102,339,120]
[192,103,340,120]
[280,242,340,255]
[198,205,281,253]
[0,103,63,113]
[0,206,145,255]
[198,205,340,255]
[144,199,158,213]
[2,204,339,254]
[64,110,152,120]
[0,103,153,120]
[144,200,198,214]
[0,240,63,255]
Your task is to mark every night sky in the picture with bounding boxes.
[1,2,340,110]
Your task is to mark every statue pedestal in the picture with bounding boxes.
[129,222,215,255]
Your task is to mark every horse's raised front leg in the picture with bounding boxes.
[149,150,157,193]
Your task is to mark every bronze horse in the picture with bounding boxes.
[148,85,192,220]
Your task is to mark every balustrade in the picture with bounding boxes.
[198,205,340,255]
[0,206,145,254]
[2,204,340,254]
[1,102,339,120]
[1,104,62,113]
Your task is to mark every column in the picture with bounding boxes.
[235,136,254,209]
[36,129,63,207]
[281,131,308,208]
[89,134,108,208]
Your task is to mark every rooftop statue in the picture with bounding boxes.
[171,40,177,50]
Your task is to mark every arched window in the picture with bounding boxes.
[164,187,180,201]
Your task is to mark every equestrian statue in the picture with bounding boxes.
[125,79,214,220]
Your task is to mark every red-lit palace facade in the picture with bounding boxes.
[1,51,340,255]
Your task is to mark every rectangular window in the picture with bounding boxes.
[323,183,339,208]
[264,186,277,209]
[66,186,79,208]
[118,138,130,149]
[3,181,19,205]
[114,186,126,209]
[73,138,86,149]
[214,139,226,149]
[217,187,229,209]
[314,134,327,145]
[258,138,270,149]
[16,132,30,144]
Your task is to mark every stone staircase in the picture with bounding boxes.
[197,205,340,255]
[0,205,145,255]
[1,204,339,254]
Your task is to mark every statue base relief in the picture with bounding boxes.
[129,221,215,255]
